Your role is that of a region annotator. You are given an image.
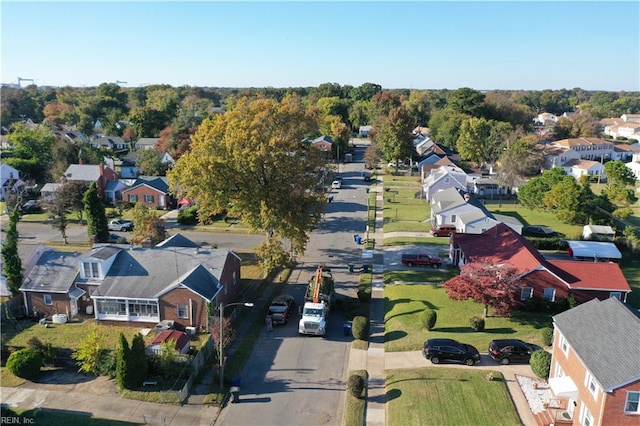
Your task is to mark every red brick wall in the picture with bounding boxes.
[602,380,640,425]
[122,186,165,209]
[214,253,242,307]
[159,287,208,330]
[24,292,69,318]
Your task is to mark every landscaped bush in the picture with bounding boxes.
[421,309,437,331]
[357,287,371,303]
[541,327,554,347]
[177,206,199,225]
[6,348,43,379]
[352,316,369,340]
[524,237,566,251]
[469,316,485,332]
[530,350,552,379]
[347,374,365,398]
[97,349,117,377]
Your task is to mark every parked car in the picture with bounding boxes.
[20,200,42,214]
[331,180,342,189]
[387,161,407,168]
[423,338,481,366]
[401,253,442,268]
[431,225,457,237]
[268,294,296,325]
[108,219,134,232]
[108,233,128,244]
[523,225,555,237]
[488,339,542,365]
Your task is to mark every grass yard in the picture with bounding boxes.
[383,237,451,247]
[384,267,458,285]
[385,285,550,352]
[621,256,640,308]
[487,204,583,239]
[386,368,520,426]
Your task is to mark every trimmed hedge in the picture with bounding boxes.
[352,316,369,340]
[530,350,552,379]
[6,348,42,379]
[347,374,365,398]
[421,309,437,331]
[469,316,485,332]
[541,327,554,347]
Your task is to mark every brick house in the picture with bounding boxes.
[450,223,631,304]
[547,298,640,425]
[63,163,118,199]
[19,234,242,331]
[121,176,175,210]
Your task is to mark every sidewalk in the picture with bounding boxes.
[346,175,537,426]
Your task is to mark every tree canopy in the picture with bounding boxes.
[168,94,326,267]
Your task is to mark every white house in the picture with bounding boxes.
[562,159,605,180]
[0,163,24,201]
[423,164,469,201]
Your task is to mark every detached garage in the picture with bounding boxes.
[565,240,622,262]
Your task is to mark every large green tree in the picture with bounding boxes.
[1,209,23,296]
[168,94,325,269]
[83,182,109,243]
[5,123,56,182]
[136,149,168,176]
[427,109,470,149]
[517,167,568,210]
[497,134,544,190]
[372,106,415,168]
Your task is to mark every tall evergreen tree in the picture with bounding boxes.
[1,209,23,295]
[116,333,131,390]
[130,333,148,386]
[83,182,109,243]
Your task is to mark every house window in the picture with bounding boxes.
[44,294,53,305]
[559,333,569,356]
[83,262,100,279]
[554,363,565,378]
[96,299,127,316]
[610,292,622,300]
[585,372,599,400]
[128,300,158,318]
[521,287,533,301]
[625,392,640,413]
[451,215,456,222]
[579,404,594,426]
[543,288,556,302]
[144,194,154,203]
[128,194,138,202]
[177,303,188,319]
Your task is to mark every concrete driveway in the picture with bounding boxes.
[383,244,450,272]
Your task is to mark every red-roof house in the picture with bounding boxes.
[450,223,631,304]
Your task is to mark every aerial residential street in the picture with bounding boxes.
[216,144,371,426]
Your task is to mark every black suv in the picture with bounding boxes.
[422,338,481,366]
[488,339,542,365]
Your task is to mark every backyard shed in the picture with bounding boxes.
[565,240,622,262]
[146,330,191,355]
[582,225,615,241]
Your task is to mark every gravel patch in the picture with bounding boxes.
[516,374,553,414]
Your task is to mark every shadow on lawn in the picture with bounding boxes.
[385,330,408,342]
[432,326,516,334]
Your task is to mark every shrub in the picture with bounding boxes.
[177,206,199,225]
[357,287,371,303]
[530,350,552,379]
[351,316,369,340]
[96,349,117,377]
[6,348,42,379]
[347,374,365,398]
[469,316,485,332]
[541,327,554,347]
[421,309,437,331]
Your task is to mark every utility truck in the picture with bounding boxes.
[298,265,334,336]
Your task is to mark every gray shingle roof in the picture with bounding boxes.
[155,233,200,248]
[553,297,640,390]
[91,246,230,300]
[128,176,169,193]
[64,164,102,181]
[20,250,80,293]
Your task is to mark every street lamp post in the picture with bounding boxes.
[219,301,254,389]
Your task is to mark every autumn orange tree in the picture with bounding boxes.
[442,263,521,317]
[168,94,326,271]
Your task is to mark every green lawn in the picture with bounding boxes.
[487,203,583,239]
[385,285,550,352]
[386,368,520,426]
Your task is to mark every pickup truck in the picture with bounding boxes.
[268,294,296,325]
[401,253,442,268]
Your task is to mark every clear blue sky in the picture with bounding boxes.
[2,1,639,91]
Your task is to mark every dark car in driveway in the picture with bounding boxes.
[20,200,42,214]
[268,294,296,325]
[523,225,555,237]
[488,339,542,365]
[423,338,481,366]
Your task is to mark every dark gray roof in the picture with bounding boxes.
[83,246,121,261]
[20,250,80,293]
[91,246,231,300]
[128,176,169,193]
[155,233,200,248]
[553,298,640,390]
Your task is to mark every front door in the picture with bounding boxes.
[70,298,78,317]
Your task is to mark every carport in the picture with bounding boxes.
[565,240,622,262]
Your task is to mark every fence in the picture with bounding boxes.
[178,335,214,403]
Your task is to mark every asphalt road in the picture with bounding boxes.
[217,144,371,426]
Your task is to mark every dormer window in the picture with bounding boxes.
[83,261,100,278]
